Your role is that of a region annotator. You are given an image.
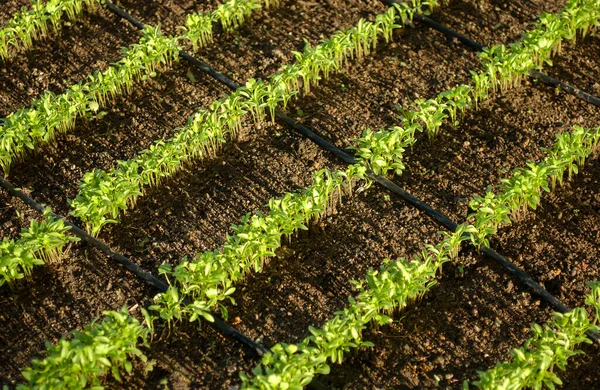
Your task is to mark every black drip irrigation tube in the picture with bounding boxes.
[0,177,167,291]
[397,3,600,107]
[0,176,268,357]
[104,0,243,92]
[527,69,600,107]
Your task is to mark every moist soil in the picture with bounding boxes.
[0,0,599,388]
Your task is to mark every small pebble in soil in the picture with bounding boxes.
[506,280,514,292]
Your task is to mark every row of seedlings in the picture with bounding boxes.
[0,0,280,174]
[471,281,600,389]
[0,0,276,61]
[128,3,435,326]
[69,0,444,236]
[240,124,600,388]
[0,209,78,288]
[17,307,154,389]
[71,0,594,237]
[352,0,600,176]
[0,0,100,61]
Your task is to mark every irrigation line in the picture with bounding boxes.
[105,0,242,91]
[412,13,484,50]
[407,9,600,107]
[527,69,600,107]
[105,0,593,330]
[177,49,575,311]
[105,0,145,29]
[0,176,268,357]
[368,179,599,347]
[176,52,600,340]
[383,0,488,51]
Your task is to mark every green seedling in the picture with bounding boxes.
[19,307,151,389]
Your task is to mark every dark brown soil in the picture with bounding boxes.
[0,0,33,22]
[1,0,599,388]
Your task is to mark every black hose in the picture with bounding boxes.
[171,40,599,339]
[414,14,485,51]
[179,50,240,90]
[105,0,145,29]
[366,172,571,310]
[367,172,458,228]
[171,37,576,315]
[366,172,600,344]
[528,70,600,107]
[0,176,268,356]
[275,113,358,165]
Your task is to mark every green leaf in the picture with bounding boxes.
[201,312,215,322]
[224,287,236,296]
[267,374,281,385]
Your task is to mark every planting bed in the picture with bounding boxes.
[0,0,599,389]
